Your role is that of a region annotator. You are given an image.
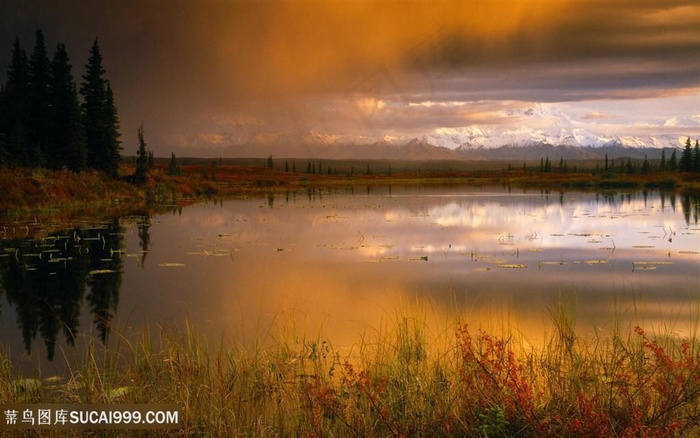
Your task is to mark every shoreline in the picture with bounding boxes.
[1,163,699,221]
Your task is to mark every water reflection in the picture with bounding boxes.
[0,218,145,360]
[0,188,698,366]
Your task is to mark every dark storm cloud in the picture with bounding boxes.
[1,1,697,154]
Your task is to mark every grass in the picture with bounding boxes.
[3,163,699,220]
[1,303,698,437]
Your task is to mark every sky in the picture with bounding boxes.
[1,0,699,157]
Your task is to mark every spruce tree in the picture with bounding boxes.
[167,152,181,176]
[669,150,677,171]
[693,139,700,173]
[134,123,150,184]
[81,39,121,176]
[102,81,122,175]
[680,137,692,172]
[49,43,86,171]
[1,39,30,166]
[660,149,666,170]
[28,29,52,167]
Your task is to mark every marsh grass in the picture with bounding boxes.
[1,301,699,437]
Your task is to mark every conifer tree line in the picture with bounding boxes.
[0,30,122,176]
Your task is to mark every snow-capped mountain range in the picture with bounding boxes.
[422,104,687,150]
[217,103,696,159]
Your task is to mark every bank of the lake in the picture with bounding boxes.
[1,310,698,437]
[2,163,700,220]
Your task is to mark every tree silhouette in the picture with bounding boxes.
[680,137,693,172]
[81,39,122,176]
[134,123,151,184]
[0,37,30,166]
[49,43,87,171]
[168,152,181,176]
[669,149,677,171]
[27,30,51,167]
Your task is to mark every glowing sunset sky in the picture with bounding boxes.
[2,1,698,156]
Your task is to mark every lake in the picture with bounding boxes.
[1,186,699,374]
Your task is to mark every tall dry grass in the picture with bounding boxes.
[1,303,698,437]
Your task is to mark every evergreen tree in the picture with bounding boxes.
[134,123,151,184]
[49,43,86,171]
[102,81,122,175]
[0,37,30,166]
[81,39,121,176]
[669,149,677,171]
[167,152,181,176]
[680,137,692,172]
[267,155,273,169]
[27,29,52,167]
[694,140,700,173]
[660,149,666,171]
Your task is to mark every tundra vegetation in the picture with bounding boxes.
[1,304,698,437]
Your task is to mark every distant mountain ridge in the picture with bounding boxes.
[222,136,674,161]
[216,103,694,160]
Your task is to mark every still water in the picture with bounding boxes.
[1,186,699,373]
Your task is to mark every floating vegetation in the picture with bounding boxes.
[89,269,117,275]
[498,264,527,268]
[158,263,185,267]
[679,251,700,255]
[541,261,568,266]
[632,261,674,272]
[407,256,429,261]
[583,260,610,265]
[632,245,655,249]
[633,261,673,266]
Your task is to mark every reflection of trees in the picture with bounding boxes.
[136,214,151,268]
[0,218,125,360]
[85,218,124,344]
[680,192,699,225]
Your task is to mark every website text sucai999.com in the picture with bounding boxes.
[1,404,180,430]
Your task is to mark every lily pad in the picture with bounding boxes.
[89,269,116,275]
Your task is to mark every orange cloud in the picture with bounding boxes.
[201,1,574,99]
